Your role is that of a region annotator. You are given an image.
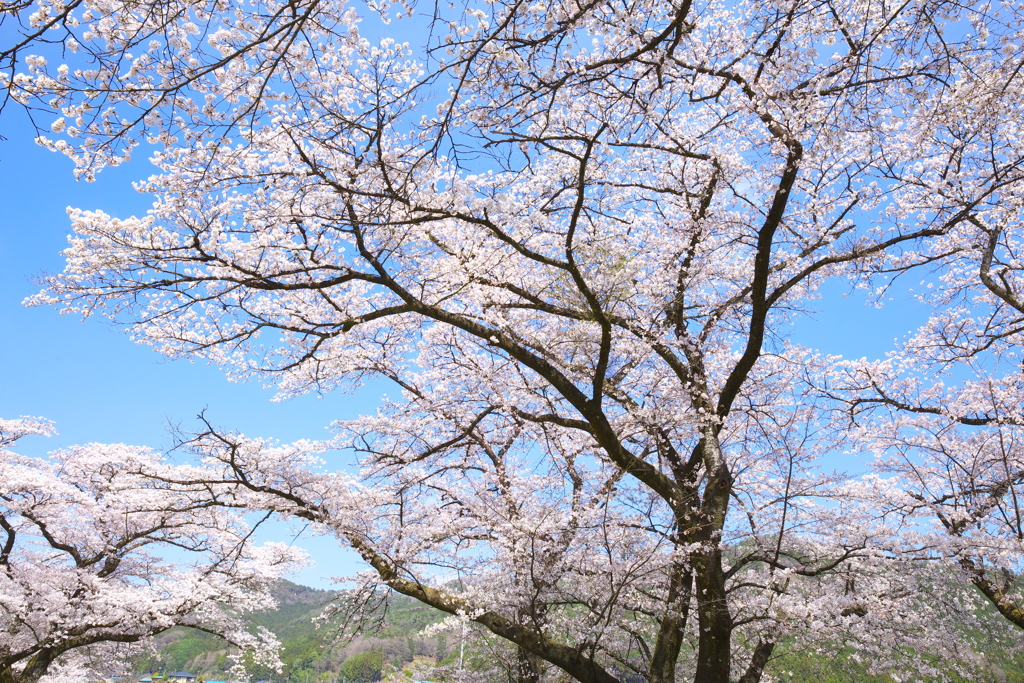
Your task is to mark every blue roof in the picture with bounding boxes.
[169,674,195,679]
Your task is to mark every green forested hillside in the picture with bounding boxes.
[134,581,1024,683]
[134,582,448,683]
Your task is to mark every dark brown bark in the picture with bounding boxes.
[737,640,775,683]
[692,434,734,683]
[13,650,55,683]
[648,565,693,683]
[692,546,733,683]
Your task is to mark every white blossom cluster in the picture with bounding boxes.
[0,418,305,683]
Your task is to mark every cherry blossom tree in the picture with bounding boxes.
[829,283,1024,635]
[0,417,303,683]
[814,49,1024,634]
[19,0,1024,681]
[159,411,989,683]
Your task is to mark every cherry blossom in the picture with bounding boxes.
[0,417,304,683]
[15,0,1024,680]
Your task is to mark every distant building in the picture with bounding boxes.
[168,673,197,683]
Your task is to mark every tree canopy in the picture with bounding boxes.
[6,0,1024,681]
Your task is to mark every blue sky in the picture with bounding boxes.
[0,112,369,587]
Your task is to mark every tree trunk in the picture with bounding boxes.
[13,649,55,683]
[693,433,734,683]
[649,565,693,683]
[737,640,775,683]
[692,546,732,683]
[515,647,543,683]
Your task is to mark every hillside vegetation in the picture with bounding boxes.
[133,581,1024,683]
[134,582,450,683]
